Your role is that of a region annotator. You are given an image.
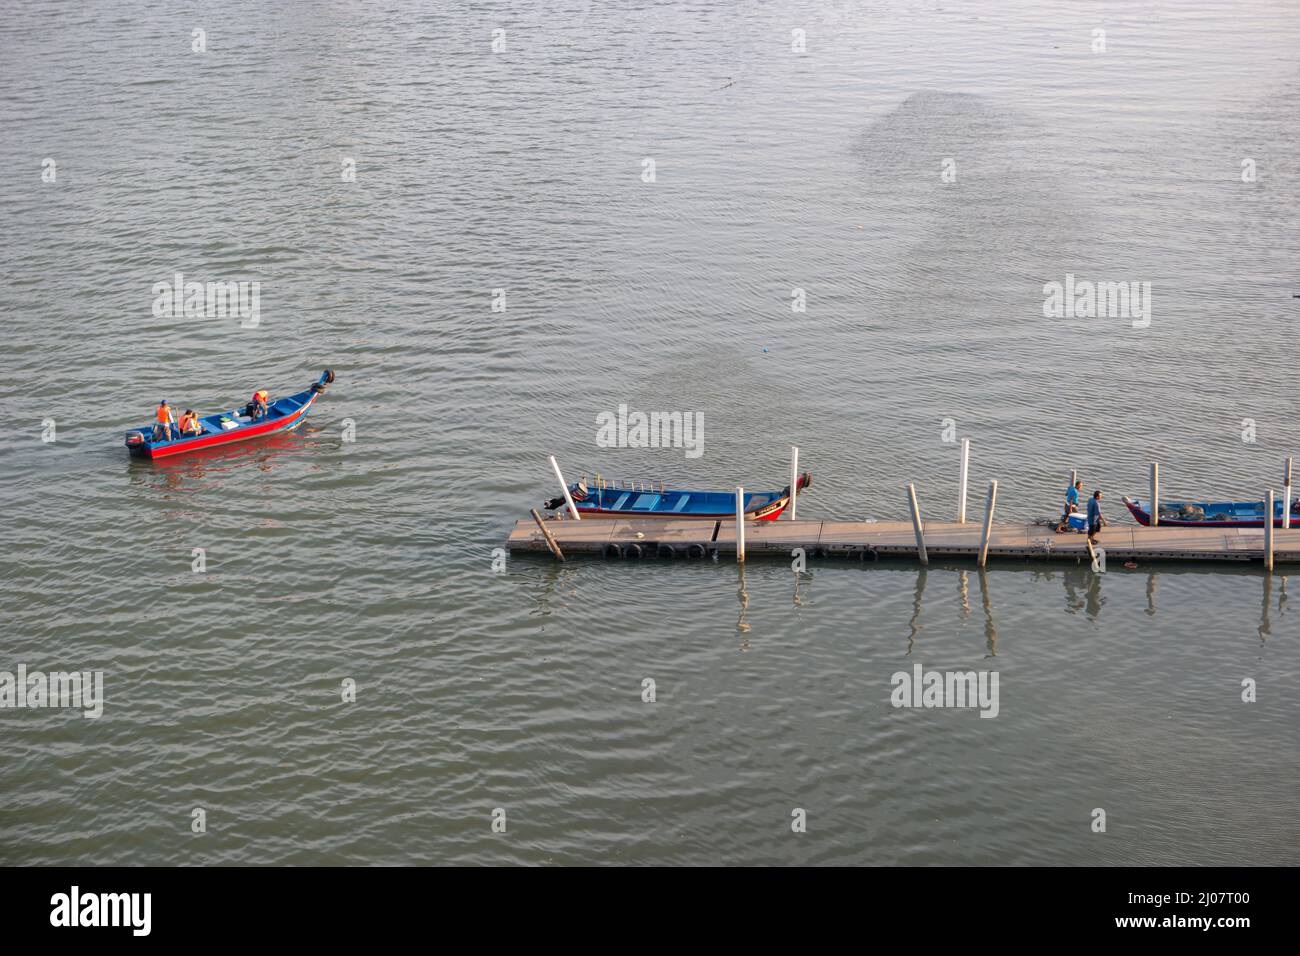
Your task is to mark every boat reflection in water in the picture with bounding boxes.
[126,425,330,495]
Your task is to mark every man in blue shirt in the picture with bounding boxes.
[1059,480,1083,532]
[1087,490,1106,544]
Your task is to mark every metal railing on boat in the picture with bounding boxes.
[585,474,667,494]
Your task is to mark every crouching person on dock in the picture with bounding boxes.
[1087,490,1107,545]
[1057,479,1083,533]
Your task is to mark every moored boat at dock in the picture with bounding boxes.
[543,471,812,520]
[1123,494,1300,528]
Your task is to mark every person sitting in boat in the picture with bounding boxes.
[178,409,202,437]
[249,389,270,421]
[153,400,176,441]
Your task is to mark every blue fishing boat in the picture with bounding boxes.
[543,472,812,520]
[124,370,335,459]
[1123,494,1300,528]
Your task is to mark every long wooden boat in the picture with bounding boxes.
[544,472,811,520]
[124,370,335,460]
[1123,494,1300,528]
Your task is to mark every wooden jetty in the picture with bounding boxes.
[505,518,1300,565]
[523,448,1300,568]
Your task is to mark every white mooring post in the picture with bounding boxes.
[958,438,970,523]
[906,483,928,566]
[789,445,799,520]
[548,455,581,521]
[735,486,746,562]
[1284,458,1293,531]
[1265,489,1275,572]
[978,480,998,568]
[1150,462,1160,527]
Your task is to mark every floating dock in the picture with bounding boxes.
[506,518,1300,565]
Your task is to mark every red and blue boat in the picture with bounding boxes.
[1123,494,1300,528]
[544,471,812,520]
[124,370,335,459]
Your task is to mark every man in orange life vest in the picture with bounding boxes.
[154,400,175,441]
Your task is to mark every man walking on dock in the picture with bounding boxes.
[1087,490,1107,545]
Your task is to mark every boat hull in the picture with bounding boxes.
[1123,496,1300,529]
[554,472,811,520]
[576,497,792,521]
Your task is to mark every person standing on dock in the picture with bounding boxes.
[1061,480,1083,530]
[1087,490,1107,545]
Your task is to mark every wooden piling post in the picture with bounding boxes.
[906,483,928,566]
[1264,489,1274,571]
[958,438,970,523]
[978,480,998,567]
[548,455,581,521]
[1284,458,1293,530]
[1150,462,1159,527]
[529,508,565,561]
[735,486,746,562]
[789,445,799,520]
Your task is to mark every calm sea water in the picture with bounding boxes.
[1,0,1298,865]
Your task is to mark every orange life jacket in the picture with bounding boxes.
[156,405,171,423]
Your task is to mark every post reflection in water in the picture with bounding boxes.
[736,562,750,642]
[958,569,971,619]
[978,567,998,658]
[530,561,579,619]
[1257,574,1290,641]
[1260,573,1272,641]
[906,567,927,656]
[1146,571,1157,616]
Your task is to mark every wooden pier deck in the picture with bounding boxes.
[506,518,1300,564]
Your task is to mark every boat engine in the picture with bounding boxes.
[311,369,336,394]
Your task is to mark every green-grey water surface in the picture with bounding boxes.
[1,0,1297,864]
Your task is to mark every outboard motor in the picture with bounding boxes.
[544,479,588,512]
